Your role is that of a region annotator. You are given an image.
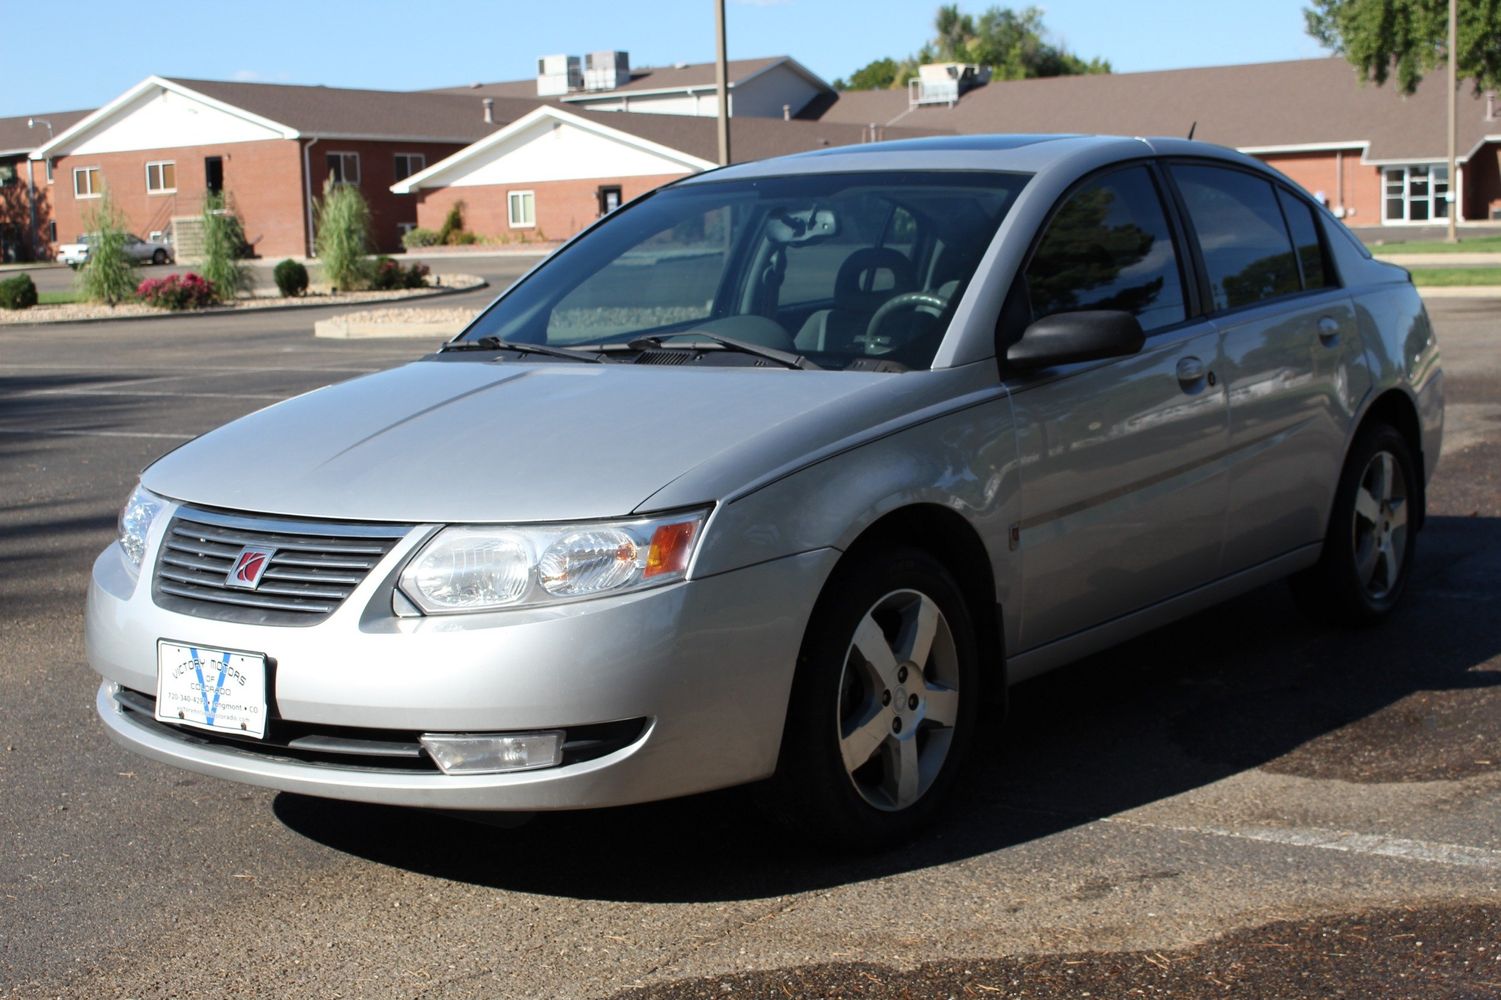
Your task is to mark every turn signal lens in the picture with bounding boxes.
[645,521,700,578]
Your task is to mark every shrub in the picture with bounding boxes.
[401,227,440,249]
[273,258,309,297]
[436,201,465,245]
[314,179,373,291]
[201,193,253,302]
[448,230,479,245]
[77,189,138,306]
[370,256,430,291]
[136,273,218,310]
[0,273,38,310]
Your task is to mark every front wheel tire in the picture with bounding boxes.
[766,547,980,850]
[1292,423,1419,624]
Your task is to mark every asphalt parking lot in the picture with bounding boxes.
[1,291,1498,999]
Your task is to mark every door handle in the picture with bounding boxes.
[1176,355,1206,386]
[1317,316,1341,345]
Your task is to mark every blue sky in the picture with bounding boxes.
[3,0,1332,118]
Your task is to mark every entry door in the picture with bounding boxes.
[1007,164,1229,652]
[205,156,224,195]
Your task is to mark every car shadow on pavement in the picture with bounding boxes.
[274,513,1501,902]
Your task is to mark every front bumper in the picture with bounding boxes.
[87,530,838,811]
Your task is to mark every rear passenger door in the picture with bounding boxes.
[1167,163,1367,573]
[1007,163,1228,653]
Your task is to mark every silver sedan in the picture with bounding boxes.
[86,135,1442,848]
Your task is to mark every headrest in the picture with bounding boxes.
[834,247,916,312]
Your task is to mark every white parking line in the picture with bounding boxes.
[1112,817,1501,870]
[0,428,195,440]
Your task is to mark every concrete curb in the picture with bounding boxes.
[1415,285,1501,298]
[0,278,488,329]
[1374,253,1501,267]
[314,317,470,340]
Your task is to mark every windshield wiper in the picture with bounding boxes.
[625,332,821,371]
[439,336,606,363]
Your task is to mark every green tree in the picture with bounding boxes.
[835,5,1109,91]
[1305,0,1501,93]
[314,178,373,291]
[200,192,252,303]
[76,188,137,306]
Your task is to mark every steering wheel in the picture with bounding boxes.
[861,291,949,353]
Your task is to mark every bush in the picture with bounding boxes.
[448,230,479,245]
[314,179,372,291]
[0,273,38,310]
[201,193,253,302]
[77,189,138,306]
[370,256,430,291]
[273,258,309,297]
[401,227,440,249]
[137,273,218,310]
[436,201,465,245]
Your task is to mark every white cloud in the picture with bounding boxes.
[232,69,261,82]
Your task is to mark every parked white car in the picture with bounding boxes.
[58,232,173,269]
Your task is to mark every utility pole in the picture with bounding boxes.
[1446,0,1458,242]
[26,118,53,260]
[715,0,731,166]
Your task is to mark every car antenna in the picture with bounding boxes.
[1186,121,1196,140]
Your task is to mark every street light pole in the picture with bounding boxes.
[1446,0,1458,242]
[714,0,731,166]
[26,117,53,260]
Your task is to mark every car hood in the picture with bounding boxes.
[143,359,887,523]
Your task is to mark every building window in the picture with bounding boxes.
[326,152,361,185]
[0,163,15,187]
[47,220,57,242]
[45,158,54,183]
[597,185,622,215]
[508,190,536,228]
[1383,164,1449,223]
[146,161,177,194]
[393,153,425,181]
[73,166,101,198]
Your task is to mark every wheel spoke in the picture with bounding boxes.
[1354,536,1380,588]
[881,734,921,809]
[840,705,893,774]
[924,683,959,727]
[896,595,940,671]
[1388,497,1408,531]
[851,613,901,689]
[1376,538,1397,593]
[1353,486,1381,526]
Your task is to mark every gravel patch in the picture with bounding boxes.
[0,274,486,326]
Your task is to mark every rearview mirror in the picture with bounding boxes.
[765,208,838,245]
[1005,310,1145,371]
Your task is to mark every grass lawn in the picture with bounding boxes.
[1408,267,1501,287]
[37,290,85,305]
[1370,234,1501,255]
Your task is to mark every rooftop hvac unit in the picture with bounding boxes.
[584,51,631,92]
[537,54,583,96]
[908,63,991,108]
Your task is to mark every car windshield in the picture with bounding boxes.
[459,170,1030,371]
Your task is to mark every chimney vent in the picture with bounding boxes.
[782,104,790,121]
[482,98,495,124]
[1487,91,1497,121]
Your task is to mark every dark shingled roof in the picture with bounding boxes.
[428,56,817,101]
[164,78,543,142]
[0,109,93,155]
[569,109,950,164]
[814,57,1501,162]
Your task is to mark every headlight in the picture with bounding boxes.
[398,509,708,614]
[118,483,166,571]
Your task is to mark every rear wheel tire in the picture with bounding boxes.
[152,249,168,265]
[1292,423,1419,625]
[765,546,979,850]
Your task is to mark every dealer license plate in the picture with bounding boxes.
[155,641,268,739]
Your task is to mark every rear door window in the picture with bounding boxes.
[1025,165,1187,333]
[1171,164,1300,310]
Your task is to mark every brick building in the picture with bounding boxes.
[30,77,539,258]
[814,57,1501,227]
[0,109,91,261]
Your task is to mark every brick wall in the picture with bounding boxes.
[303,139,468,253]
[410,173,690,244]
[50,139,308,258]
[1256,150,1383,227]
[0,154,51,261]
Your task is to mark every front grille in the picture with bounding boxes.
[152,507,410,626]
[115,687,648,773]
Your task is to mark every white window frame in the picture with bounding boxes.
[327,151,361,186]
[508,190,536,228]
[1381,163,1450,225]
[393,153,425,182]
[73,166,101,198]
[145,160,177,195]
[45,158,53,183]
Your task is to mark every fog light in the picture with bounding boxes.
[419,731,564,774]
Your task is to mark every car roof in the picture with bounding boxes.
[677,133,1273,184]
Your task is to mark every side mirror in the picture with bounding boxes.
[1005,310,1145,371]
